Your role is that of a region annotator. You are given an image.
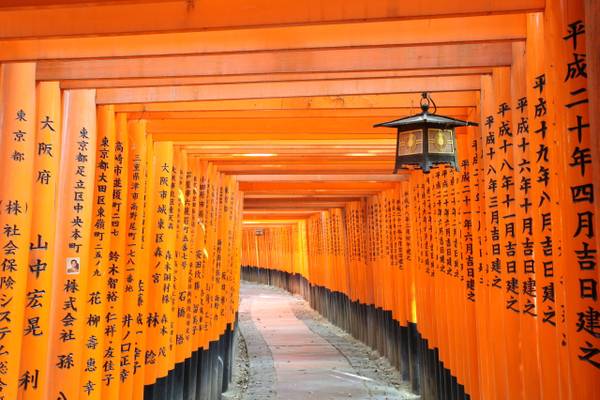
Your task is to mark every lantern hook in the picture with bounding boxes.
[420,92,437,114]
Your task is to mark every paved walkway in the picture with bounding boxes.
[238,283,416,400]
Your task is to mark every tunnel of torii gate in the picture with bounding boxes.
[0,0,598,400]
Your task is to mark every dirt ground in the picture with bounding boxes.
[222,283,418,400]
[222,324,250,400]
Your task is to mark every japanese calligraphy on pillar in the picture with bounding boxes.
[530,52,557,328]
[482,81,500,293]
[80,105,115,399]
[524,14,562,400]
[122,120,148,399]
[186,160,200,354]
[495,68,517,396]
[556,14,599,381]
[511,64,535,326]
[18,81,61,400]
[145,142,174,384]
[173,150,189,364]
[47,89,97,400]
[480,74,510,398]
[103,115,128,395]
[495,73,518,308]
[459,125,476,303]
[181,164,194,357]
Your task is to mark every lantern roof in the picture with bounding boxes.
[374,111,479,129]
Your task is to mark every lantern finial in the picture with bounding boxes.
[420,92,430,113]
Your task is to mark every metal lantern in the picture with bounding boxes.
[374,92,478,173]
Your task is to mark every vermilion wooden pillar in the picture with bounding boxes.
[462,108,482,400]
[103,112,129,398]
[510,39,543,400]
[46,89,97,400]
[18,80,61,400]
[124,119,149,400]
[545,1,600,398]
[526,13,562,400]
[0,62,36,400]
[479,74,498,400]
[584,0,600,261]
[145,141,174,387]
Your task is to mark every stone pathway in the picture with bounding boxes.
[236,283,417,400]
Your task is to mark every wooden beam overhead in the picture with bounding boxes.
[153,133,398,141]
[210,158,396,164]
[243,194,371,199]
[209,156,398,161]
[218,166,394,175]
[242,215,315,221]
[236,174,406,182]
[37,43,511,81]
[155,125,466,141]
[96,76,481,104]
[209,157,399,163]
[243,202,354,209]
[240,216,303,220]
[243,198,367,206]
[183,148,397,156]
[244,195,366,201]
[243,210,320,215]
[242,221,304,227]
[185,150,397,157]
[145,113,470,135]
[242,216,318,224]
[115,92,478,113]
[61,68,492,90]
[126,107,471,120]
[243,209,334,214]
[0,0,543,39]
[0,14,525,61]
[239,181,395,191]
[243,188,385,194]
[181,139,398,146]
[195,156,394,162]
[242,218,304,223]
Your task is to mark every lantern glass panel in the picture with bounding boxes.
[428,128,455,154]
[397,129,423,156]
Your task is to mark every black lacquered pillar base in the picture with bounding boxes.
[143,319,237,400]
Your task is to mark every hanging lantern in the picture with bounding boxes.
[374,92,478,173]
